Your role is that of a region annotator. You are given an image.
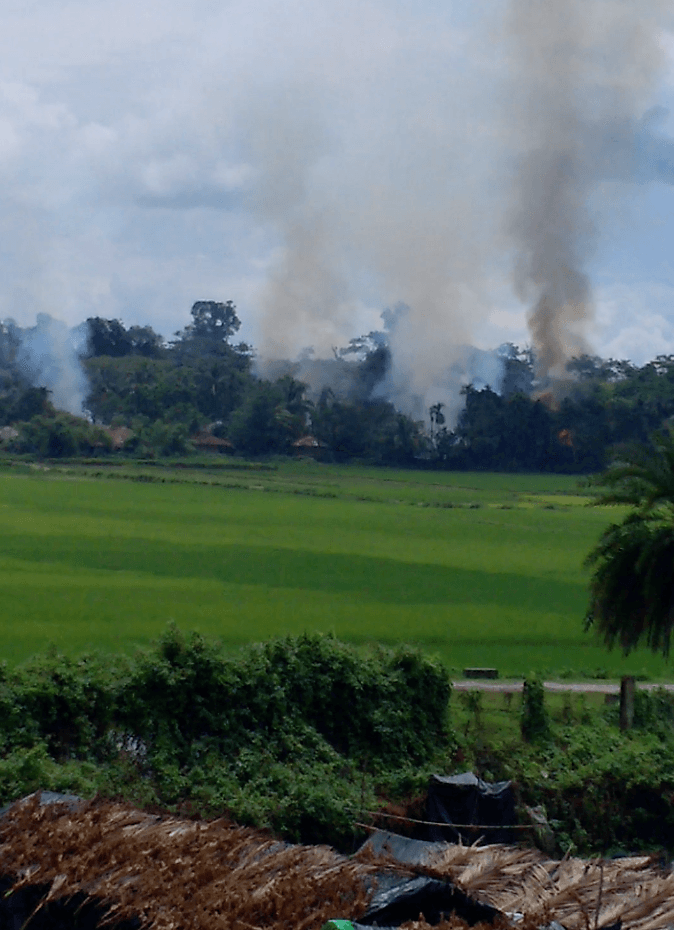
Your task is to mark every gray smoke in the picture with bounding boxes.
[244,88,353,364]
[261,301,506,426]
[248,0,674,418]
[247,55,498,423]
[506,0,671,395]
[0,0,673,426]
[372,305,506,422]
[16,314,88,415]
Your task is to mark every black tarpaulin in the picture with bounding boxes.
[357,831,502,927]
[425,773,515,844]
[359,874,500,927]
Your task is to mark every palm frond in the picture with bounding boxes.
[591,431,674,513]
[585,514,674,656]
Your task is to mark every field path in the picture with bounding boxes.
[453,679,674,693]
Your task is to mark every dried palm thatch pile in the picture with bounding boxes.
[3,797,674,930]
[0,796,381,930]
[419,841,674,930]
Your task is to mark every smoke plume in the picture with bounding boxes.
[1,1,671,424]
[16,314,88,415]
[506,0,670,394]
[248,0,674,417]
[247,39,499,422]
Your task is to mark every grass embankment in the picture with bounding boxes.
[0,458,670,679]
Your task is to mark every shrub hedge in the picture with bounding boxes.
[0,628,452,849]
[6,630,674,856]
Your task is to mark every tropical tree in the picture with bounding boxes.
[584,429,674,656]
[174,300,241,350]
[86,317,133,357]
[429,402,445,447]
[228,378,308,454]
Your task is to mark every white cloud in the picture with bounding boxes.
[594,281,674,363]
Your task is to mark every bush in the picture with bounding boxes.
[134,421,192,456]
[116,625,288,764]
[490,717,674,854]
[0,628,453,848]
[187,749,375,848]
[520,675,550,742]
[118,627,451,769]
[633,687,674,734]
[259,635,451,764]
[0,745,99,804]
[7,651,128,759]
[11,413,112,457]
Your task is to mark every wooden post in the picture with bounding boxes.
[620,675,635,731]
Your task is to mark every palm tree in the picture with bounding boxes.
[585,429,674,656]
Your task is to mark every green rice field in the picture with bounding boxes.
[0,458,671,679]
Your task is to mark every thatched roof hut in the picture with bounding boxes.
[100,426,135,450]
[293,435,328,458]
[293,435,326,449]
[191,431,234,452]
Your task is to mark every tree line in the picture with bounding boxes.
[1,301,674,469]
[437,347,674,473]
[0,301,427,462]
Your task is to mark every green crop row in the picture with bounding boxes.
[0,463,668,677]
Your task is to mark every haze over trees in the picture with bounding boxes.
[1,300,674,468]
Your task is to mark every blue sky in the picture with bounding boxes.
[0,0,673,414]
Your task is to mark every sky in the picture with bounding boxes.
[1,0,674,418]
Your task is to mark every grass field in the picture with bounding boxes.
[0,458,671,679]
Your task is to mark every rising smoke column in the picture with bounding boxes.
[244,12,500,423]
[247,0,673,420]
[246,87,356,365]
[507,0,669,394]
[16,314,88,415]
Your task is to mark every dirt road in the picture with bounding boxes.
[453,679,674,693]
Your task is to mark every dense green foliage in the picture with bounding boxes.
[520,676,550,742]
[0,303,428,464]
[437,353,674,473]
[3,303,674,469]
[448,687,674,856]
[10,413,112,457]
[119,628,449,768]
[0,629,451,849]
[5,632,674,855]
[585,429,674,656]
[496,688,674,854]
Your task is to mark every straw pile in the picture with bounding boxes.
[4,796,674,930]
[420,842,674,930]
[0,796,380,930]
